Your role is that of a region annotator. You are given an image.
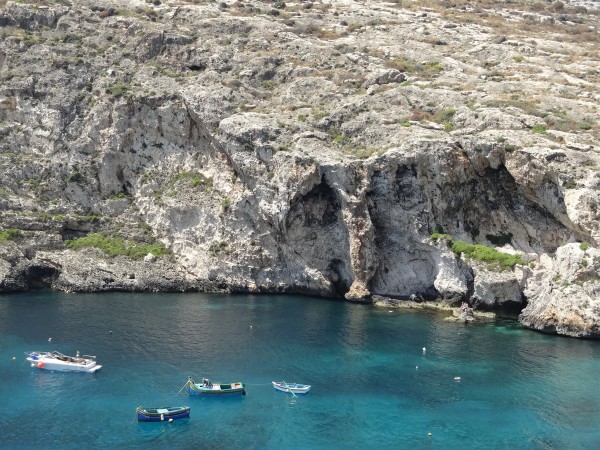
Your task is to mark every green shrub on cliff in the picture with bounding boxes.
[531,124,547,134]
[209,240,232,255]
[66,233,169,259]
[221,196,231,210]
[451,241,524,269]
[430,233,524,269]
[430,232,452,243]
[105,82,129,97]
[0,228,21,243]
[66,170,83,184]
[172,172,213,189]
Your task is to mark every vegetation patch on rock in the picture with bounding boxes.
[65,233,170,259]
[431,233,524,269]
[0,228,21,243]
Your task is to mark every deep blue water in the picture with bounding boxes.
[1,292,600,449]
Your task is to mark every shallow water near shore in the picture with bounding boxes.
[1,291,600,449]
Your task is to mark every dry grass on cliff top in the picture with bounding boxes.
[2,0,598,138]
[162,0,600,58]
[408,0,600,43]
[4,0,599,46]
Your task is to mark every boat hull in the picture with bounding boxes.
[272,382,311,394]
[137,407,190,422]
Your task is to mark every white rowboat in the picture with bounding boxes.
[272,381,311,394]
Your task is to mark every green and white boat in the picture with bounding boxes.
[187,377,246,396]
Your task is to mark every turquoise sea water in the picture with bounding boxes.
[1,291,600,449]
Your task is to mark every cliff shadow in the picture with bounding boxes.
[366,165,438,299]
[431,164,574,254]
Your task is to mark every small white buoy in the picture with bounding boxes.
[415,366,418,370]
[109,331,112,335]
[428,432,432,437]
[12,356,16,360]
[48,337,52,342]
[161,414,164,421]
[422,347,426,354]
[168,418,173,423]
[454,376,461,381]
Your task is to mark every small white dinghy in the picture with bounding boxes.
[272,381,311,394]
[26,351,102,373]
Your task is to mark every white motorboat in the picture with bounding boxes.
[26,351,102,373]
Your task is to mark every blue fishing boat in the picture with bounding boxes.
[136,406,190,422]
[272,381,311,394]
[187,377,246,396]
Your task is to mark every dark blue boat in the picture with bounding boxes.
[136,406,190,422]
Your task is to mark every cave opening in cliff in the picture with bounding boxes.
[499,301,525,319]
[293,179,342,228]
[285,177,352,297]
[326,259,352,297]
[24,265,60,289]
[443,164,572,254]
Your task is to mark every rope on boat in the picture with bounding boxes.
[176,380,191,395]
[132,405,142,423]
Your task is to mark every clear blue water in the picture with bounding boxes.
[1,291,600,449]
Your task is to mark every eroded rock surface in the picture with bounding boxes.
[0,0,598,337]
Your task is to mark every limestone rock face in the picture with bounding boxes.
[0,242,27,290]
[520,244,600,338]
[1,1,68,29]
[471,264,524,316]
[432,244,473,304]
[39,249,222,293]
[0,0,599,338]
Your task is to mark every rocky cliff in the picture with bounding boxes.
[0,0,598,337]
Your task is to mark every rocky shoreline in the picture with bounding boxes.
[0,0,599,337]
